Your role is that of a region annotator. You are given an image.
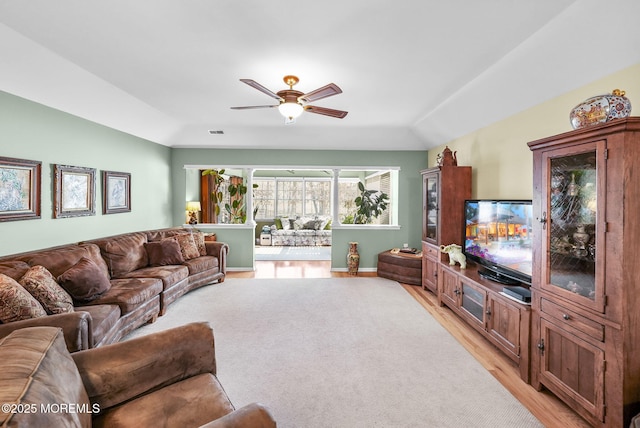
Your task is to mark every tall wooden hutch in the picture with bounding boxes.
[528,117,640,427]
[420,164,471,293]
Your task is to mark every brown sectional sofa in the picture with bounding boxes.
[0,322,276,427]
[0,227,227,352]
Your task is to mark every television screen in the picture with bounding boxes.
[464,200,533,285]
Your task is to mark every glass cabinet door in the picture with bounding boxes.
[541,141,606,312]
[424,174,439,243]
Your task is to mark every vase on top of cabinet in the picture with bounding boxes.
[420,163,471,294]
[528,117,640,427]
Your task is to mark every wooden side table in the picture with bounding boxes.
[377,250,422,285]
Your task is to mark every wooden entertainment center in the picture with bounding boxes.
[438,262,531,382]
[422,118,640,427]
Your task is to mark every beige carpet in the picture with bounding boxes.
[126,277,542,428]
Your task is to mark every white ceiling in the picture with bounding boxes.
[1,1,639,151]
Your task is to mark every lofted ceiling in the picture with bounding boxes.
[1,1,639,151]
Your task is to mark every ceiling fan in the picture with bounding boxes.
[230,75,348,123]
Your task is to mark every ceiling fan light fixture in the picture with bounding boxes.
[278,102,303,119]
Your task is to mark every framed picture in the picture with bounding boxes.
[53,164,96,218]
[102,170,131,214]
[0,156,41,222]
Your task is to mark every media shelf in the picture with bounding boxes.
[438,261,531,382]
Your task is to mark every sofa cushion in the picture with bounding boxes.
[57,257,112,303]
[93,373,234,428]
[182,256,219,275]
[123,265,189,291]
[19,265,74,315]
[174,233,200,260]
[88,278,162,314]
[0,274,47,323]
[0,327,92,427]
[145,237,185,266]
[16,243,110,280]
[0,260,30,281]
[95,232,149,278]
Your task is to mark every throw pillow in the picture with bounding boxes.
[175,233,201,260]
[192,231,207,256]
[0,274,47,323]
[19,265,74,314]
[274,218,283,230]
[145,237,185,267]
[57,257,112,303]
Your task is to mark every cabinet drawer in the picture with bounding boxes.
[540,298,604,342]
[423,243,439,258]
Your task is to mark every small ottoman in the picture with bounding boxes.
[377,250,422,285]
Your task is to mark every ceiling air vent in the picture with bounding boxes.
[208,130,224,135]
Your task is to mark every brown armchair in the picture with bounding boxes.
[0,322,275,428]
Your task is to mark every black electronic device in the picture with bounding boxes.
[502,286,532,303]
[463,199,533,286]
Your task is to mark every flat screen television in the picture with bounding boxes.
[463,200,533,285]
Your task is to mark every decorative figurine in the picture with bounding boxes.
[440,243,466,269]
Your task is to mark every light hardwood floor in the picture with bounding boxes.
[227,260,590,428]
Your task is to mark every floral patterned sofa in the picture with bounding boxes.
[269,216,331,246]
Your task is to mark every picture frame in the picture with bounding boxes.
[53,164,96,218]
[102,170,131,214]
[0,156,41,222]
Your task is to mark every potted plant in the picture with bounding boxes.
[201,169,225,223]
[225,179,259,224]
[353,182,389,224]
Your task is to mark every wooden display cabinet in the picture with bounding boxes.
[438,262,531,382]
[528,118,640,427]
[420,165,471,294]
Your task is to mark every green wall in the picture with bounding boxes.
[171,149,428,270]
[0,91,174,256]
[428,63,640,200]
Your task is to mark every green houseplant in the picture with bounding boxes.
[353,182,389,224]
[225,180,259,224]
[201,169,225,223]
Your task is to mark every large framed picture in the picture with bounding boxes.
[102,170,131,214]
[53,164,96,218]
[0,156,41,222]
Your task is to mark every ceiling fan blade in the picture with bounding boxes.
[304,105,348,119]
[230,105,279,110]
[240,79,284,102]
[298,83,342,103]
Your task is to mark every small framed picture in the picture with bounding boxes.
[103,170,131,214]
[0,156,41,222]
[53,164,96,218]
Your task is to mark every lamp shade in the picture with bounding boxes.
[186,201,201,212]
[278,102,303,119]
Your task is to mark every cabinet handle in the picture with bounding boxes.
[562,313,571,320]
[537,339,545,355]
[538,211,547,230]
[486,308,492,316]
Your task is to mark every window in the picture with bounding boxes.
[253,177,331,219]
[253,178,276,219]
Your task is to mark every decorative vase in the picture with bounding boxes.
[569,89,632,130]
[439,146,458,166]
[347,242,360,276]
